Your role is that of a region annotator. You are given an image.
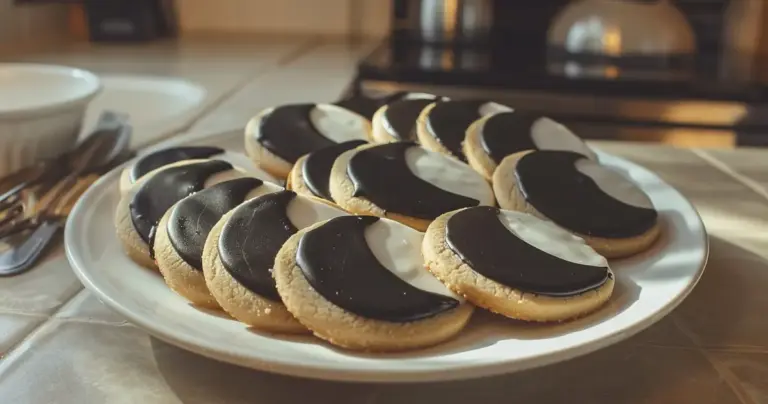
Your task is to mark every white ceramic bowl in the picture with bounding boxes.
[0,63,101,176]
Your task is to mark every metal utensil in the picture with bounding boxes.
[0,111,132,276]
[0,111,131,212]
[0,175,98,276]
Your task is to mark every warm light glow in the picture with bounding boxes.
[443,0,458,42]
[603,29,622,56]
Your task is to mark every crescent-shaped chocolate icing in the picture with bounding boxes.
[257,104,335,163]
[297,215,459,322]
[302,140,367,201]
[515,151,657,238]
[347,143,480,220]
[446,206,610,296]
[217,191,298,302]
[167,178,264,270]
[130,160,234,258]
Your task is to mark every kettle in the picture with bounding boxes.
[548,0,696,57]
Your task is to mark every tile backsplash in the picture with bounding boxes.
[177,0,391,38]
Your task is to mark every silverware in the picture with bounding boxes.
[0,175,98,276]
[0,111,132,276]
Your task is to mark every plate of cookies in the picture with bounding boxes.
[65,95,708,382]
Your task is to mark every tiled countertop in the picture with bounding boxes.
[2,37,768,404]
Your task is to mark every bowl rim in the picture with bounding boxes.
[0,63,102,119]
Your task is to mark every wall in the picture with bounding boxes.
[177,0,391,38]
[0,0,69,51]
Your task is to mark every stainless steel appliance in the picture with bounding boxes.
[347,0,768,147]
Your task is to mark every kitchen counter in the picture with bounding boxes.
[1,37,768,404]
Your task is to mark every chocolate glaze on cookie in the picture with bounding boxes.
[336,92,428,119]
[168,178,264,270]
[218,191,298,302]
[130,160,233,258]
[302,140,367,200]
[480,111,593,164]
[348,142,480,220]
[383,98,442,141]
[297,215,459,322]
[446,206,610,296]
[130,146,224,182]
[257,104,336,163]
[515,151,657,238]
[426,100,502,161]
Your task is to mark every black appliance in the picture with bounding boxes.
[348,0,768,147]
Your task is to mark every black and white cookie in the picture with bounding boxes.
[274,215,474,351]
[119,146,274,194]
[154,178,283,308]
[371,94,449,143]
[423,206,614,322]
[416,100,512,161]
[201,190,345,333]
[335,91,435,120]
[287,140,366,203]
[244,103,371,178]
[115,160,251,269]
[493,150,660,258]
[464,110,596,179]
[329,142,495,231]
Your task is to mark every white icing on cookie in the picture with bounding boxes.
[497,210,608,268]
[405,146,495,206]
[365,218,459,299]
[529,118,597,160]
[286,194,347,230]
[575,159,654,209]
[479,102,513,116]
[401,92,442,101]
[309,104,370,144]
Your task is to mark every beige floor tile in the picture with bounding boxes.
[55,290,129,326]
[0,321,374,404]
[367,342,739,404]
[674,236,768,351]
[708,351,768,404]
[705,147,768,191]
[0,313,44,355]
[0,246,82,315]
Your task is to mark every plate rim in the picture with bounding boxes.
[65,132,709,383]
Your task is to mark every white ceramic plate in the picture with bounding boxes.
[80,75,207,148]
[65,131,708,383]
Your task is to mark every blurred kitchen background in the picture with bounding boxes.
[3,0,768,147]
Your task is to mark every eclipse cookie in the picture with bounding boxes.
[335,91,435,120]
[202,190,345,333]
[154,178,282,308]
[244,103,371,178]
[119,146,273,194]
[493,150,660,258]
[115,160,248,269]
[274,215,474,351]
[416,100,512,161]
[329,142,495,231]
[464,111,596,180]
[371,94,447,143]
[287,140,366,203]
[423,206,614,322]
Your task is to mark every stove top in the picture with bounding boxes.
[356,39,768,104]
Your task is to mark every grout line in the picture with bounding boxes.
[0,285,82,361]
[178,38,323,137]
[673,317,757,404]
[692,149,768,202]
[140,38,323,149]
